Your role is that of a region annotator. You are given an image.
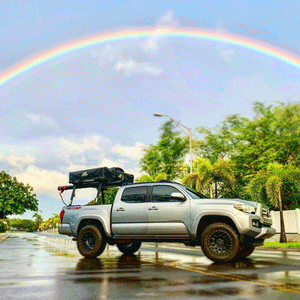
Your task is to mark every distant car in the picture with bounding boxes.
[58,167,275,262]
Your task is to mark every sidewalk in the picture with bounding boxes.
[0,232,10,243]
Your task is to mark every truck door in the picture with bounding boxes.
[111,186,148,235]
[147,185,190,236]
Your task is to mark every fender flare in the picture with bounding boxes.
[75,215,112,238]
[191,210,242,236]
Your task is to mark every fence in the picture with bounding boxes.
[269,208,300,242]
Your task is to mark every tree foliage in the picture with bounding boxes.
[87,187,119,205]
[0,171,38,219]
[8,218,37,232]
[247,163,300,242]
[197,102,300,176]
[195,102,300,201]
[140,121,188,180]
[0,219,8,233]
[182,158,235,198]
[136,173,168,183]
[40,214,60,230]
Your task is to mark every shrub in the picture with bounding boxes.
[0,219,8,233]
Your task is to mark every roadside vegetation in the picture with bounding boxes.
[263,242,300,249]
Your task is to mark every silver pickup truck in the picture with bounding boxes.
[58,170,275,263]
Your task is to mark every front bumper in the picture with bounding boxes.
[241,225,276,246]
[255,226,276,239]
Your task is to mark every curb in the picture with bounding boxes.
[0,232,10,243]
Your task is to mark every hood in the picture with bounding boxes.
[192,198,257,207]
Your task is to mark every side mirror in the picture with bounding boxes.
[171,192,186,201]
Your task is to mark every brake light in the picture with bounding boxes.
[60,210,65,223]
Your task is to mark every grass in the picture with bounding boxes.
[263,241,300,248]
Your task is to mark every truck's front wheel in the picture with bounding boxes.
[201,223,240,262]
[77,225,106,258]
[117,242,141,255]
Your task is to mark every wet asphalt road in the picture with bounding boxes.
[1,233,300,299]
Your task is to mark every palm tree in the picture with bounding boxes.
[40,214,60,232]
[247,163,300,243]
[182,158,235,198]
[32,212,43,231]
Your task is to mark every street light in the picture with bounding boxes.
[154,113,193,173]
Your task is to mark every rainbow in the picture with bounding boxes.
[1,27,300,87]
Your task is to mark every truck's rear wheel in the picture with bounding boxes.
[117,242,141,255]
[238,245,255,258]
[77,225,106,258]
[201,223,240,262]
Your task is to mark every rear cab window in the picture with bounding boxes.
[121,186,148,203]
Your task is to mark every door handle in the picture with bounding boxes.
[148,206,158,210]
[116,207,125,211]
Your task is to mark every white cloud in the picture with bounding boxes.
[143,38,159,52]
[15,165,68,195]
[99,158,126,168]
[0,134,146,196]
[114,59,163,76]
[26,113,57,127]
[143,10,177,53]
[67,163,92,172]
[59,135,108,154]
[220,49,235,62]
[90,45,118,66]
[160,11,175,24]
[112,142,146,160]
[0,153,35,167]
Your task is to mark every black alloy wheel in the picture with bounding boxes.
[117,242,142,255]
[201,223,240,262]
[77,225,106,258]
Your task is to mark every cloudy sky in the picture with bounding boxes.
[1,0,300,219]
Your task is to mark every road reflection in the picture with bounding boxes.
[75,254,142,271]
[2,234,300,299]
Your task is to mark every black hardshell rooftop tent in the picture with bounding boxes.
[58,167,134,205]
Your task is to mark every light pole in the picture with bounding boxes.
[154,113,193,173]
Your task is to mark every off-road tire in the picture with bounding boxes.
[201,223,240,262]
[117,242,142,255]
[238,245,255,258]
[77,225,106,258]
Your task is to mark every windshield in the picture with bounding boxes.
[181,186,207,199]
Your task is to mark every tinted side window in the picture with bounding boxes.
[121,186,147,203]
[152,186,184,202]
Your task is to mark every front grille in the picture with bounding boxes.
[261,205,272,225]
[262,208,271,218]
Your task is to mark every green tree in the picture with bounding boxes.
[182,158,235,198]
[0,171,38,219]
[197,102,300,174]
[87,187,119,205]
[196,102,300,201]
[103,187,119,204]
[247,163,300,243]
[32,212,43,231]
[140,121,188,180]
[136,174,155,183]
[40,213,60,231]
[9,218,37,232]
[0,219,8,232]
[136,173,168,183]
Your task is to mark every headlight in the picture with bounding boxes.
[234,204,256,214]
